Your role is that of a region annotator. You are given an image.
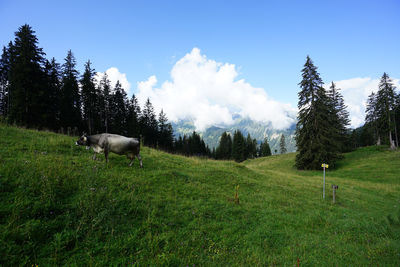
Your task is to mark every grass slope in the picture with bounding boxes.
[0,124,399,266]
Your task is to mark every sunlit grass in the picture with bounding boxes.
[0,124,399,266]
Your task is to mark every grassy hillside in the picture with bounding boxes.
[0,124,399,266]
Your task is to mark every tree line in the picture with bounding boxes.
[295,56,399,170]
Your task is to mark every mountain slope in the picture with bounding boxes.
[0,124,399,266]
[172,117,297,153]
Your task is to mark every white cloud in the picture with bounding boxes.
[326,77,400,128]
[136,48,297,131]
[95,67,131,95]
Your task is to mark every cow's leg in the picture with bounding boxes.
[104,148,109,163]
[137,153,143,168]
[92,153,97,160]
[128,154,134,166]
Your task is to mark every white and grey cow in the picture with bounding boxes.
[76,133,143,168]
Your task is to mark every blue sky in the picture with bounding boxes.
[1,0,399,129]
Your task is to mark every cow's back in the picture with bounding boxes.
[105,134,139,155]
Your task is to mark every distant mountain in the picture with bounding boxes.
[171,117,297,153]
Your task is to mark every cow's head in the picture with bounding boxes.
[76,133,88,146]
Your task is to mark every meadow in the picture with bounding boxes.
[0,124,399,266]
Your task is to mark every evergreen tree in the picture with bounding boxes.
[327,82,351,152]
[280,134,287,154]
[98,73,112,132]
[295,56,340,170]
[0,44,11,117]
[158,109,174,151]
[80,60,98,134]
[245,133,257,159]
[216,131,232,159]
[43,58,61,130]
[141,98,158,146]
[126,94,141,137]
[60,50,81,132]
[365,92,380,145]
[259,138,272,157]
[110,80,128,134]
[232,130,246,162]
[376,73,397,149]
[7,24,47,127]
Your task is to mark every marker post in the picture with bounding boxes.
[321,163,329,199]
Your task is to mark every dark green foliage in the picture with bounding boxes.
[98,73,112,133]
[259,138,272,157]
[376,73,397,149]
[126,94,141,137]
[279,134,286,154]
[232,130,246,162]
[245,133,257,159]
[140,98,158,146]
[110,81,128,135]
[0,44,11,116]
[174,131,209,156]
[7,24,47,127]
[365,92,380,145]
[295,56,342,170]
[60,50,81,131]
[158,109,174,151]
[327,82,351,152]
[80,60,98,134]
[216,131,232,159]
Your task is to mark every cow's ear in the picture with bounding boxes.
[82,132,87,136]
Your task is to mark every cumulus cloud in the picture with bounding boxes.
[136,48,297,131]
[327,77,400,128]
[95,67,131,94]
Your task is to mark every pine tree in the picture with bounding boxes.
[280,134,287,154]
[98,73,112,132]
[259,138,272,157]
[376,73,397,149]
[80,60,98,134]
[232,130,246,162]
[327,82,350,152]
[365,92,380,145]
[110,80,128,134]
[0,44,11,117]
[43,58,61,130]
[141,98,158,146]
[60,50,81,132]
[295,56,340,170]
[7,24,47,127]
[158,109,174,151]
[216,132,232,159]
[127,94,141,137]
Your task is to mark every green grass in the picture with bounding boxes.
[0,124,399,266]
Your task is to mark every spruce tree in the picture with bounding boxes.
[60,50,81,132]
[232,130,246,162]
[376,72,397,149]
[43,58,61,130]
[280,134,287,154]
[98,73,112,132]
[158,109,174,151]
[111,80,128,134]
[127,94,141,137]
[216,132,232,159]
[8,24,47,127]
[365,92,380,145]
[295,56,340,170]
[80,60,98,134]
[141,98,158,146]
[327,82,350,152]
[259,138,272,157]
[0,44,11,117]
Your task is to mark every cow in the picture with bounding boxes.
[75,133,143,168]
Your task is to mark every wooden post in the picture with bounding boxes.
[332,185,338,204]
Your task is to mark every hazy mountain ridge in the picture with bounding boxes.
[171,117,297,153]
